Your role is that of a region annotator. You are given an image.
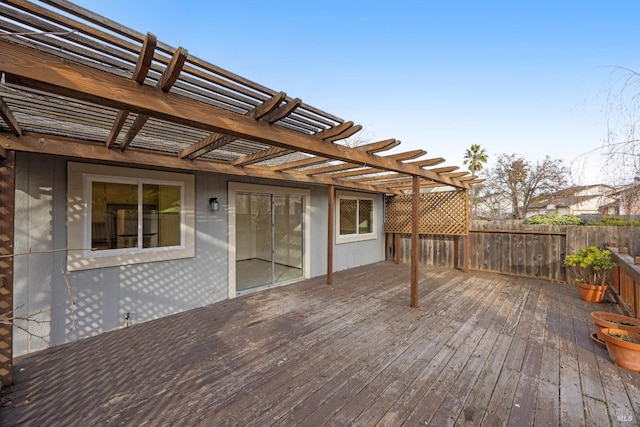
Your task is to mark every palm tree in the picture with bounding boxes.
[463,144,488,218]
[463,144,488,176]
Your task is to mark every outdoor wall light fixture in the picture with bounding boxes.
[209,197,220,212]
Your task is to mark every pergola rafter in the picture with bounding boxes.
[105,32,157,149]
[229,99,309,166]
[322,150,427,179]
[121,47,188,150]
[269,138,401,172]
[428,165,459,174]
[178,92,288,159]
[405,157,446,168]
[442,171,471,179]
[301,149,421,177]
[0,95,22,136]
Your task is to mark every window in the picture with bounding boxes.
[68,163,195,271]
[90,181,182,251]
[336,192,376,243]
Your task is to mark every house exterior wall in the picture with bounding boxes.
[13,154,385,356]
[570,197,612,215]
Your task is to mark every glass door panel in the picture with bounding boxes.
[236,192,304,292]
[236,193,272,291]
[273,195,303,283]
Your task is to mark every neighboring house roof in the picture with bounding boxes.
[529,194,603,210]
[528,185,613,210]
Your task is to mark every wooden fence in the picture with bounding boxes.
[386,221,640,283]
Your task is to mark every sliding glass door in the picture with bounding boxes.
[235,192,304,291]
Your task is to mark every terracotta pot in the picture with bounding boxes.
[601,328,640,371]
[590,311,640,342]
[620,247,629,254]
[576,281,607,303]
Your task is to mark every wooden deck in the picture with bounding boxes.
[1,262,639,426]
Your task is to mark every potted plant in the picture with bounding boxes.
[590,311,640,347]
[564,246,616,303]
[600,328,640,371]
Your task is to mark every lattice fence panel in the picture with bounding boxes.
[385,190,468,235]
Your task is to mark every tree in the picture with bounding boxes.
[340,128,373,148]
[598,67,640,215]
[463,144,489,176]
[463,144,489,218]
[482,154,570,219]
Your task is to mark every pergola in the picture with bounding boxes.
[0,0,482,387]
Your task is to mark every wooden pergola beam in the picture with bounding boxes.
[352,157,445,183]
[121,47,188,150]
[270,155,328,172]
[132,33,157,84]
[0,95,22,136]
[271,138,401,173]
[307,149,426,178]
[106,32,157,148]
[314,121,355,140]
[322,150,427,179]
[179,92,288,159]
[157,47,188,91]
[232,146,290,166]
[357,174,409,185]
[358,138,402,154]
[324,124,363,142]
[405,157,445,168]
[234,107,361,167]
[373,178,419,190]
[428,165,459,174]
[270,138,401,172]
[1,132,403,195]
[460,176,485,184]
[442,171,470,179]
[262,97,302,123]
[0,40,467,188]
[225,98,307,165]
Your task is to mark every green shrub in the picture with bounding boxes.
[588,216,640,227]
[564,246,616,285]
[525,214,584,225]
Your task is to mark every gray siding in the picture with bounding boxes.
[309,188,386,274]
[13,154,385,356]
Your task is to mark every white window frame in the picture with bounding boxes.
[67,162,195,271]
[335,191,377,244]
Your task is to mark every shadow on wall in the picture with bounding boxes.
[14,224,229,357]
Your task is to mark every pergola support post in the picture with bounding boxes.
[464,188,471,272]
[411,176,419,308]
[395,233,401,264]
[327,185,334,285]
[0,150,16,388]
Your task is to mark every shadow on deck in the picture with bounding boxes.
[1,262,639,425]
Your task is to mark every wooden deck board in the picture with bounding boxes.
[2,262,640,426]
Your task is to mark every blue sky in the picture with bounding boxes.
[73,1,640,184]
